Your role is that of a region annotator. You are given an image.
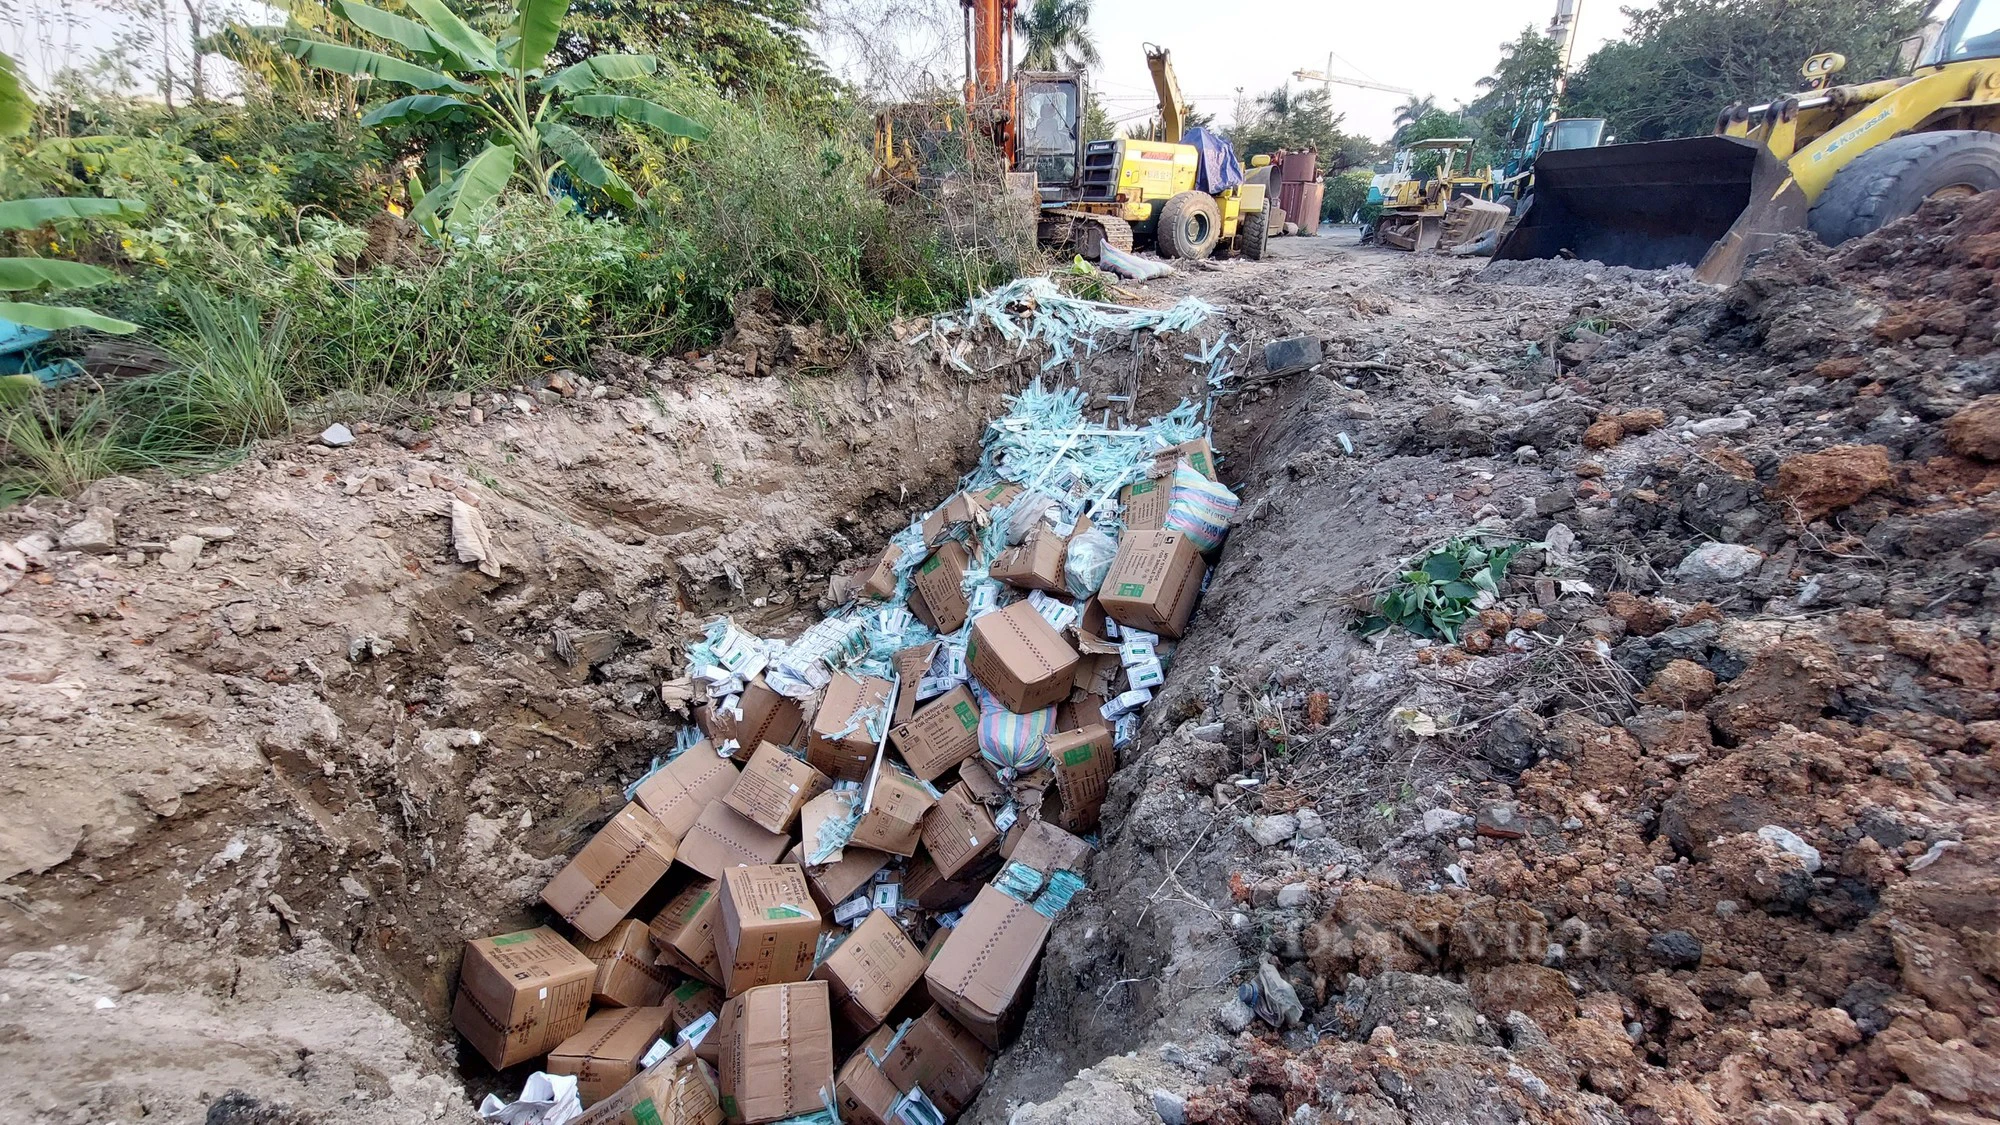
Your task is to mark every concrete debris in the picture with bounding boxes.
[58,508,117,554]
[319,422,355,447]
[1673,541,1763,582]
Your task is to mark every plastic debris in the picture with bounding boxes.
[477,1072,582,1125]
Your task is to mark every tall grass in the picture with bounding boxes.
[0,394,134,501]
[121,289,294,461]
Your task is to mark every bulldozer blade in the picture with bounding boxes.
[1488,135,1809,285]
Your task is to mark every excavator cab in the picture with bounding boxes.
[1016,71,1087,204]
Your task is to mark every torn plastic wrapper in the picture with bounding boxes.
[476,1072,582,1125]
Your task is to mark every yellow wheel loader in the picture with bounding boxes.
[1373,138,1512,252]
[1492,0,2000,283]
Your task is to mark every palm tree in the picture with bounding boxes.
[1256,85,1296,122]
[1015,0,1100,71]
[1392,94,1439,144]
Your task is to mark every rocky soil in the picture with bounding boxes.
[3,200,1997,1125]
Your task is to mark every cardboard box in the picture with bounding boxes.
[634,748,741,842]
[808,673,893,783]
[881,1005,994,1118]
[716,981,837,1124]
[902,850,983,912]
[1001,818,1093,877]
[920,491,982,548]
[1155,437,1215,479]
[664,976,723,1035]
[987,525,1069,594]
[1055,690,1108,733]
[650,878,725,985]
[1043,724,1115,834]
[919,782,999,881]
[797,845,892,912]
[1096,529,1206,640]
[909,540,972,635]
[697,679,805,761]
[858,544,901,601]
[542,803,679,941]
[723,742,830,834]
[892,643,939,725]
[848,767,938,857]
[923,886,1054,1049]
[578,918,672,1008]
[811,909,926,1035]
[955,755,1009,807]
[835,1028,902,1125]
[572,1043,723,1125]
[452,927,596,1070]
[547,1005,672,1107]
[889,685,982,781]
[677,800,791,880]
[972,482,1023,511]
[1120,476,1169,531]
[967,601,1078,714]
[717,864,822,996]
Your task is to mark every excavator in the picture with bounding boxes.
[1492,0,2000,283]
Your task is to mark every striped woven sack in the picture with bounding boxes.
[970,681,1054,774]
[1163,463,1239,553]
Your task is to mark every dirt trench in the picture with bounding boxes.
[5,209,1999,1125]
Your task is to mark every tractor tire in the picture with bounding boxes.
[1808,130,2000,246]
[1156,191,1222,260]
[1241,206,1271,260]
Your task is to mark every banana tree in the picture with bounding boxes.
[0,52,144,335]
[284,0,705,235]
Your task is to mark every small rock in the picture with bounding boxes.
[1215,995,1254,1033]
[1675,542,1764,582]
[339,875,372,901]
[1513,445,1540,464]
[1688,413,1753,436]
[1153,1090,1187,1125]
[192,525,237,543]
[1264,335,1323,375]
[1246,814,1298,848]
[94,996,117,1010]
[1942,394,2000,460]
[1734,971,1773,999]
[1475,804,1527,840]
[158,534,205,573]
[1647,929,1704,969]
[1276,883,1313,909]
[1756,825,1822,873]
[1293,808,1327,840]
[319,422,356,447]
[1422,808,1470,836]
[1561,816,1583,830]
[1532,490,1575,516]
[58,507,118,554]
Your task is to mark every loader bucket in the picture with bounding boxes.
[1489,135,1809,285]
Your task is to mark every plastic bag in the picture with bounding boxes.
[1064,526,1117,598]
[1163,464,1240,553]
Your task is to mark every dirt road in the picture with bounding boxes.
[3,208,1997,1125]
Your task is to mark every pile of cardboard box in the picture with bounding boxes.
[455,389,1236,1125]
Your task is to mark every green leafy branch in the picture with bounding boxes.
[1353,537,1529,641]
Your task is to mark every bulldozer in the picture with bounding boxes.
[1373,138,1511,252]
[1041,44,1272,261]
[1492,0,2000,283]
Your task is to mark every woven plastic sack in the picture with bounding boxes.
[1163,464,1239,553]
[1064,526,1117,598]
[970,681,1054,774]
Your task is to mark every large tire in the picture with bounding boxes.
[1241,207,1270,260]
[1808,130,2000,246]
[1156,190,1222,259]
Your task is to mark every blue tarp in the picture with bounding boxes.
[1182,126,1245,194]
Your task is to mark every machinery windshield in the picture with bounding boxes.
[1935,0,2000,61]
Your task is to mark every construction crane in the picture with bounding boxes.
[1290,57,1414,99]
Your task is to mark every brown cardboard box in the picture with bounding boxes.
[920,491,981,548]
[891,643,939,725]
[1155,437,1215,479]
[1043,724,1115,834]
[695,679,805,761]
[1000,818,1093,876]
[1096,529,1206,639]
[881,1005,994,1118]
[808,673,893,783]
[858,544,901,601]
[677,801,791,880]
[967,601,1078,713]
[547,1005,672,1107]
[723,742,830,834]
[572,1043,723,1125]
[716,981,836,1124]
[1055,690,1108,733]
[847,767,938,857]
[835,1028,901,1125]
[919,782,999,881]
[663,976,723,1035]
[889,685,981,781]
[987,525,1069,593]
[452,927,596,1070]
[908,540,972,635]
[811,909,925,1035]
[542,803,679,941]
[717,864,822,996]
[649,878,725,985]
[971,481,1023,511]
[633,747,741,842]
[902,849,982,912]
[1075,600,1121,657]
[1120,476,1169,531]
[578,918,672,1008]
[923,886,1053,1049]
[955,755,1009,807]
[793,844,891,912]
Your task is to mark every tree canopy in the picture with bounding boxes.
[1015,0,1099,71]
[1563,0,1927,141]
[1231,84,1377,171]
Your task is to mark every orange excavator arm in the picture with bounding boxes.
[962,0,1018,164]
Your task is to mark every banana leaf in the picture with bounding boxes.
[0,299,138,334]
[0,258,120,292]
[566,94,706,140]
